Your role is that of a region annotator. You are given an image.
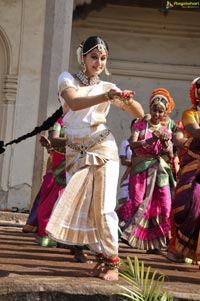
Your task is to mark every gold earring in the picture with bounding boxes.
[105,66,110,76]
[81,61,86,73]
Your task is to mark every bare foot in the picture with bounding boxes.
[74,249,93,264]
[192,260,200,266]
[101,269,118,281]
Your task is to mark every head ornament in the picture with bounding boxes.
[149,88,174,114]
[189,77,200,106]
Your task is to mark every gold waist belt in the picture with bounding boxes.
[136,154,157,159]
[65,128,111,157]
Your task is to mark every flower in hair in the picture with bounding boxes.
[190,77,200,106]
[76,44,83,65]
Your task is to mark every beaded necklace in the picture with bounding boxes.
[75,70,100,86]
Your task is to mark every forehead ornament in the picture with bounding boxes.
[83,43,107,55]
[150,94,169,111]
[97,43,106,53]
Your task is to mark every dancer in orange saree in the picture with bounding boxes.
[167,77,200,266]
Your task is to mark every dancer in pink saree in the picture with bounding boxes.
[121,88,176,253]
[37,116,66,245]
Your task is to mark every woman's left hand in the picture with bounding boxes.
[108,89,144,119]
[119,90,135,99]
[118,90,136,105]
[160,132,170,142]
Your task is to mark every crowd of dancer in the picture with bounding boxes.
[1,35,199,281]
[117,78,200,267]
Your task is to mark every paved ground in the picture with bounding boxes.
[0,212,199,301]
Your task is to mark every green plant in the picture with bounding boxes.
[116,256,173,301]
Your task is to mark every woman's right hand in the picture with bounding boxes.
[106,89,122,100]
[39,135,51,149]
[152,130,161,140]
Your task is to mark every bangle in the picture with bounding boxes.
[47,147,54,152]
[141,139,150,149]
[124,97,133,106]
[104,91,110,101]
[163,144,171,152]
[105,90,115,102]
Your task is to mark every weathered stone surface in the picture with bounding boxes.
[0,221,199,301]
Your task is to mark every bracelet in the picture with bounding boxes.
[163,144,171,152]
[141,139,150,149]
[104,91,110,101]
[141,139,147,147]
[123,97,133,106]
[105,90,116,103]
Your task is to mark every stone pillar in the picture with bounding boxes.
[6,0,47,210]
[31,0,73,205]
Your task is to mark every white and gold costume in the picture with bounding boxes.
[46,72,120,258]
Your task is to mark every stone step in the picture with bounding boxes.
[0,226,200,301]
[0,211,28,226]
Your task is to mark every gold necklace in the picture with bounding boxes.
[148,120,160,129]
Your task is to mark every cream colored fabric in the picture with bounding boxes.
[46,159,119,257]
[65,130,119,175]
[46,71,120,258]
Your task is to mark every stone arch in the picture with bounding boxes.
[0,26,17,205]
[0,26,10,137]
[0,25,10,70]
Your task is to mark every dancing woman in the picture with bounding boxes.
[167,77,200,266]
[37,116,66,246]
[46,35,144,281]
[121,88,176,253]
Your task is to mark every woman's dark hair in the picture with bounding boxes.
[131,118,137,128]
[82,36,109,55]
[0,106,63,154]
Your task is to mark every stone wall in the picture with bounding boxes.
[70,4,200,147]
[0,0,73,210]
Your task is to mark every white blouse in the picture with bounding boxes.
[58,71,120,139]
